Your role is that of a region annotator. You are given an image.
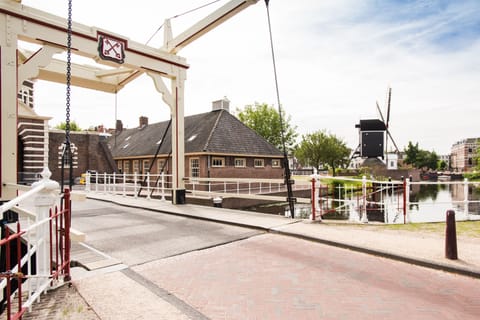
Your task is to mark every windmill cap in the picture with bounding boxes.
[355,119,386,131]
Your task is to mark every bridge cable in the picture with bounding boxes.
[137,118,172,197]
[145,0,222,45]
[264,0,295,218]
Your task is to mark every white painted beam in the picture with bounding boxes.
[164,0,259,54]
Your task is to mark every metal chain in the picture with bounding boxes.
[62,0,73,191]
[65,0,72,140]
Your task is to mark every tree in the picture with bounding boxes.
[237,103,297,152]
[404,141,419,166]
[54,121,82,131]
[404,141,438,170]
[475,144,480,171]
[295,130,351,176]
[437,160,447,171]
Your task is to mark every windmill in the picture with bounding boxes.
[350,87,401,168]
[375,87,400,166]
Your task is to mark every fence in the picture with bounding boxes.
[310,175,480,223]
[85,172,173,200]
[84,171,480,223]
[0,168,70,320]
[85,172,311,203]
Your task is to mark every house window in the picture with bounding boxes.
[124,161,130,174]
[272,159,281,167]
[212,157,224,167]
[133,160,139,173]
[191,158,200,177]
[117,160,123,172]
[157,159,166,173]
[234,158,246,167]
[143,160,150,173]
[254,159,264,168]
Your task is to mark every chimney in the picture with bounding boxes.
[212,96,230,113]
[139,116,148,127]
[116,120,123,133]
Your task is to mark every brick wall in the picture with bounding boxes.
[49,130,116,182]
[18,117,48,182]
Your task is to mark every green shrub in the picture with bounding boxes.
[464,172,480,181]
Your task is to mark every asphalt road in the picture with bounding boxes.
[72,199,480,319]
[71,199,263,266]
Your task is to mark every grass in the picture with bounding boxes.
[345,220,480,238]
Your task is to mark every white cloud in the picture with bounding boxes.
[21,0,480,155]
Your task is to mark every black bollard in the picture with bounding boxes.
[445,210,458,260]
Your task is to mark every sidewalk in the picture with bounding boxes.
[23,194,480,319]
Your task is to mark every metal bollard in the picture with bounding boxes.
[445,210,458,260]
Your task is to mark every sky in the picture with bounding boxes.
[20,0,480,155]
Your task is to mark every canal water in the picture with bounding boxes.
[245,183,480,224]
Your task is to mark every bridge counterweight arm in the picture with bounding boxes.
[163,0,259,54]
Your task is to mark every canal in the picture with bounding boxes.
[245,182,480,224]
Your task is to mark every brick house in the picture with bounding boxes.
[451,138,480,172]
[109,101,285,183]
[17,80,117,184]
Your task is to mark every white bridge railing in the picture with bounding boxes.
[85,172,173,200]
[84,172,312,203]
[0,168,71,320]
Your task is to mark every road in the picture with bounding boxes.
[71,199,480,319]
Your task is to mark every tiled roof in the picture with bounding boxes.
[108,110,283,158]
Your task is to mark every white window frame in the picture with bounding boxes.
[190,158,200,177]
[272,159,281,168]
[124,161,130,174]
[254,158,264,168]
[143,159,150,173]
[157,159,165,173]
[133,160,139,173]
[234,158,246,168]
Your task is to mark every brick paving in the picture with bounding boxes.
[0,284,99,320]
[134,233,480,320]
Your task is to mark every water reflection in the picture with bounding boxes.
[246,182,480,223]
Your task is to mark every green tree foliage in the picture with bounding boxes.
[295,130,351,176]
[54,121,82,131]
[404,141,439,170]
[475,142,480,172]
[237,103,297,152]
[437,160,447,171]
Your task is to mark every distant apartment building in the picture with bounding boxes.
[450,138,480,172]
